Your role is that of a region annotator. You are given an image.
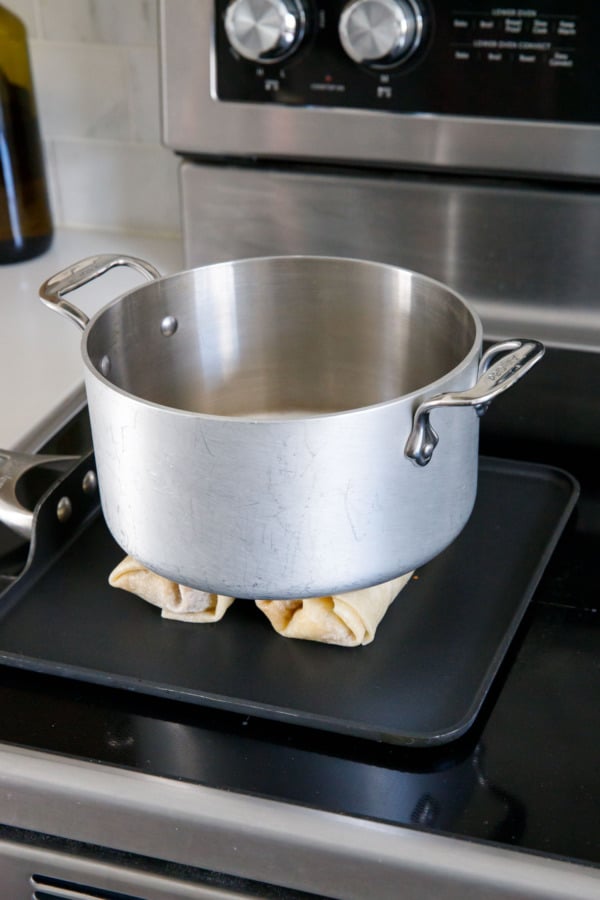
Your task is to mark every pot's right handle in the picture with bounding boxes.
[39,254,161,331]
[405,339,545,467]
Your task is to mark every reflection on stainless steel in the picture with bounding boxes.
[160,0,600,180]
[40,254,504,598]
[405,340,544,466]
[338,0,424,67]
[224,0,307,64]
[181,163,600,352]
[39,253,161,331]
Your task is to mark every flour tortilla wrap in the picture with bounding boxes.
[108,556,235,622]
[255,572,414,646]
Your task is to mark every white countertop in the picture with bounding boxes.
[0,228,183,451]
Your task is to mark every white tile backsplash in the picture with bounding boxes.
[36,0,158,45]
[126,45,162,144]
[32,42,131,140]
[1,0,180,238]
[54,139,181,236]
[41,140,63,225]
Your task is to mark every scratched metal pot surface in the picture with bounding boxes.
[39,254,543,597]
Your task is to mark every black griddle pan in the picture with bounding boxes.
[0,454,579,746]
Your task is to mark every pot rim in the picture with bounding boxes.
[80,254,484,422]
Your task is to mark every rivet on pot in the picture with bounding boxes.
[82,470,98,495]
[160,315,178,337]
[56,496,72,524]
[100,355,111,377]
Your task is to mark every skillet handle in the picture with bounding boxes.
[405,339,545,467]
[0,450,77,540]
[39,254,161,331]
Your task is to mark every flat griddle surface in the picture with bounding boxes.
[0,457,578,745]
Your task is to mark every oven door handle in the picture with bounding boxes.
[405,339,545,466]
[39,254,161,331]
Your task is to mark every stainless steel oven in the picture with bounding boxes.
[160,1,600,351]
[0,2,598,897]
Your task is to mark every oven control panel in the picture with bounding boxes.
[214,0,599,122]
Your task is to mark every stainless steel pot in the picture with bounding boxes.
[39,254,543,598]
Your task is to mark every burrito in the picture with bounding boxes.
[108,556,235,623]
[255,572,414,646]
[108,556,413,644]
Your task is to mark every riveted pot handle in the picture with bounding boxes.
[0,450,77,539]
[39,254,161,331]
[405,339,545,467]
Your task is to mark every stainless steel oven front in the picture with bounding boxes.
[159,0,600,352]
[160,0,600,178]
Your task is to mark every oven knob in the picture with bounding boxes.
[224,0,307,64]
[338,0,424,67]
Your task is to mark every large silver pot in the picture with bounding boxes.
[39,254,543,598]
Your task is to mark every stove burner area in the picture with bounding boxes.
[0,347,599,893]
[0,454,578,746]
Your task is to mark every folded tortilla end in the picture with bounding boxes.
[256,571,414,647]
[108,556,235,622]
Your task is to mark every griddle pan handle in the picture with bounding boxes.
[39,254,161,331]
[0,450,77,539]
[405,339,545,467]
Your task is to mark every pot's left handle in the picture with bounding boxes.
[405,339,545,467]
[39,254,161,331]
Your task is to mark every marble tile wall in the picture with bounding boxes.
[3,0,181,236]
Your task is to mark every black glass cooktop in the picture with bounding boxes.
[0,346,598,870]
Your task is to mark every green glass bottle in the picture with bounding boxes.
[0,5,52,263]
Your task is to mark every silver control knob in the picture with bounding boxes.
[339,0,424,67]
[224,0,306,64]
